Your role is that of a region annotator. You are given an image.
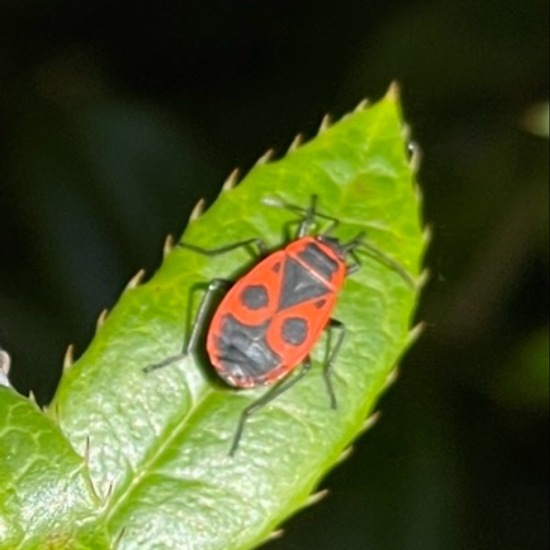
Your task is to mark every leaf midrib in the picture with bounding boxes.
[97,103,401,539]
[102,366,219,528]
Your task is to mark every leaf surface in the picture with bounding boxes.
[0,88,426,550]
[0,389,108,549]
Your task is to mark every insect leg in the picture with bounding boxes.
[179,238,268,259]
[322,318,347,409]
[346,250,362,275]
[185,279,233,353]
[229,357,313,456]
[295,195,318,238]
[143,278,232,373]
[142,352,186,373]
[263,195,340,237]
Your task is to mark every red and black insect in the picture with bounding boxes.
[144,195,412,455]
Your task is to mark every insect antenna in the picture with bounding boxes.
[358,240,415,287]
[341,231,415,286]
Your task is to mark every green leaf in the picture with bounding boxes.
[0,388,109,549]
[0,88,426,549]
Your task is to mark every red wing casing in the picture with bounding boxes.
[207,237,346,388]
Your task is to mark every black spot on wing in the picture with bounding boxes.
[272,262,282,273]
[241,285,269,310]
[281,317,308,346]
[314,299,327,309]
[278,258,329,310]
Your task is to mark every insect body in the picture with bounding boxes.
[144,195,412,455]
[209,235,346,389]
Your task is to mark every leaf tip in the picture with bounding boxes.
[318,114,332,134]
[255,148,275,166]
[305,489,330,507]
[96,308,109,332]
[288,133,304,153]
[189,198,206,221]
[422,224,434,246]
[360,411,382,434]
[0,349,11,377]
[163,234,175,258]
[408,322,426,345]
[335,445,354,465]
[126,269,146,291]
[417,268,431,290]
[63,344,75,371]
[264,529,284,542]
[28,390,39,407]
[354,98,370,112]
[386,80,402,102]
[222,168,241,191]
[83,437,105,501]
[384,368,400,389]
[408,141,422,172]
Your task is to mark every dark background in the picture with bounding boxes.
[0,1,548,549]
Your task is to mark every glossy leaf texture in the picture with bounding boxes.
[0,88,426,550]
[0,389,109,548]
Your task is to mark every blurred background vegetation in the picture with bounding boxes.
[0,1,547,549]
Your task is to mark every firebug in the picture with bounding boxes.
[144,195,413,455]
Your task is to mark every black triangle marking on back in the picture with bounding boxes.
[278,258,329,310]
